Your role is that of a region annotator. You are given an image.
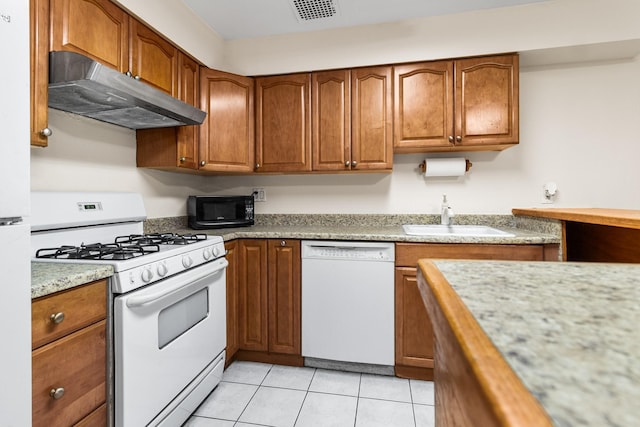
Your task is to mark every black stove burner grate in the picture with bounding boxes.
[36,242,160,261]
[115,233,207,246]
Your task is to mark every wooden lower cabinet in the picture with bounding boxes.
[31,280,107,427]
[236,239,302,365]
[225,241,239,365]
[394,243,558,380]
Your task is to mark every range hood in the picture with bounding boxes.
[48,51,206,129]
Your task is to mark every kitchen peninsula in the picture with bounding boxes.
[418,259,640,427]
[512,208,640,262]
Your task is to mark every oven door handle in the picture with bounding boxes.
[126,258,228,308]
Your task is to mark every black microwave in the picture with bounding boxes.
[187,195,254,229]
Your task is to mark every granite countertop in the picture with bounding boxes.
[31,262,114,299]
[169,224,560,245]
[428,260,640,427]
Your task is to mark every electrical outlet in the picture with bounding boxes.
[542,182,557,204]
[252,187,266,202]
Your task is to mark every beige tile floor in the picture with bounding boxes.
[184,361,435,427]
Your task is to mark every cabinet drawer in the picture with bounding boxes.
[395,243,544,267]
[32,280,106,349]
[74,403,107,427]
[32,320,106,427]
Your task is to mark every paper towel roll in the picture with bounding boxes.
[423,158,468,177]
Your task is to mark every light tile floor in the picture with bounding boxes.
[184,361,435,427]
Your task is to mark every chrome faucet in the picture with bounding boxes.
[441,194,454,225]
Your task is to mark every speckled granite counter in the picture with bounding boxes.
[31,262,113,299]
[145,214,560,245]
[426,260,640,427]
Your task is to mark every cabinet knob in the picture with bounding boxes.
[180,157,186,163]
[256,163,261,169]
[134,75,141,81]
[125,71,132,77]
[280,240,286,246]
[344,161,350,167]
[40,127,53,137]
[50,312,65,324]
[352,160,358,167]
[448,135,454,143]
[456,135,462,143]
[200,160,206,166]
[49,387,65,400]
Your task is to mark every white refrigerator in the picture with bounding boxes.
[0,0,32,425]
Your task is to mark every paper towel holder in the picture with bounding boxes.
[418,159,472,174]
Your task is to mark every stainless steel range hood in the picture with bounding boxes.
[48,51,206,129]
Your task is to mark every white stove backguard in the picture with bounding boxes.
[31,191,146,232]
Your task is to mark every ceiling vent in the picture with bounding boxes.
[289,0,340,22]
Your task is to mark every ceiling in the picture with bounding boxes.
[182,0,549,40]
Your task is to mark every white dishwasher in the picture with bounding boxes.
[301,240,395,367]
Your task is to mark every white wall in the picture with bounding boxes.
[30,0,640,218]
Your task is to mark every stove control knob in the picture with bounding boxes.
[141,268,154,283]
[202,248,212,260]
[182,255,193,268]
[156,263,168,277]
[212,246,221,258]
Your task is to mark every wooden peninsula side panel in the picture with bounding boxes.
[512,208,640,262]
[416,260,552,427]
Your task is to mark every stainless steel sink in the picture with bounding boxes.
[402,224,515,237]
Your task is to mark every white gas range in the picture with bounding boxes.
[31,192,227,427]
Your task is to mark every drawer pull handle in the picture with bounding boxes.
[50,312,65,324]
[50,387,65,400]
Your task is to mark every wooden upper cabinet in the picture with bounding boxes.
[50,0,129,72]
[455,54,519,148]
[393,54,519,153]
[129,19,178,96]
[351,66,393,171]
[199,69,255,173]
[312,69,351,171]
[256,74,312,173]
[30,0,50,146]
[136,52,199,171]
[394,61,454,152]
[174,52,199,170]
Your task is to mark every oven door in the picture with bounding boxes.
[114,257,227,427]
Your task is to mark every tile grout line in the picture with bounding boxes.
[353,372,362,427]
[233,363,275,425]
[291,366,317,427]
[409,379,418,427]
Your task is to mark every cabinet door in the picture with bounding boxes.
[32,320,106,427]
[30,0,50,147]
[393,61,454,152]
[256,74,312,172]
[50,0,128,72]
[129,19,178,96]
[238,240,268,351]
[200,69,255,173]
[312,70,351,171]
[225,241,239,362]
[267,240,301,355]
[454,54,519,147]
[351,66,393,171]
[174,52,200,170]
[395,268,434,370]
